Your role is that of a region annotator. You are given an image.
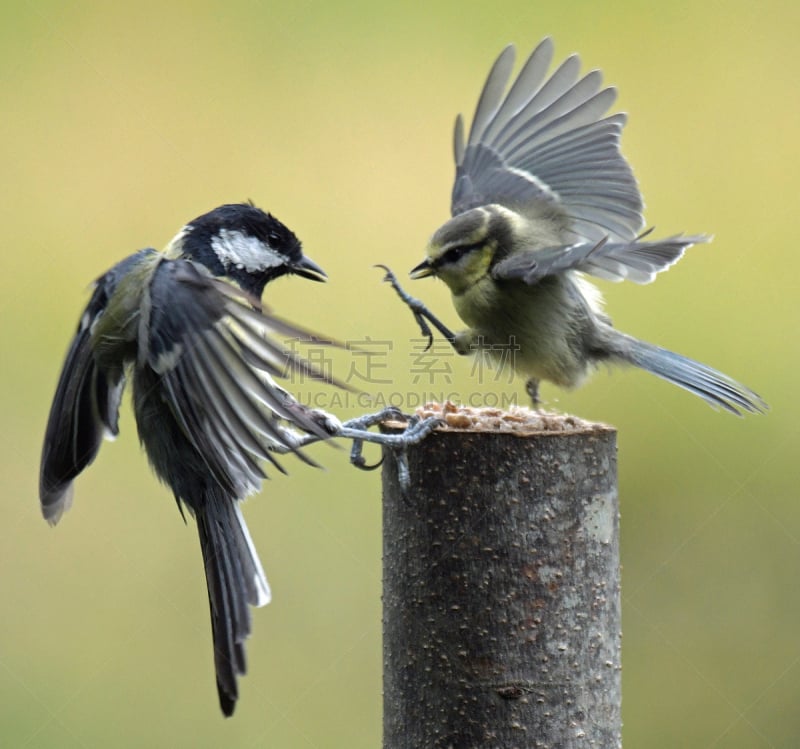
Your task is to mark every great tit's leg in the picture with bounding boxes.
[339,410,441,478]
[291,407,441,489]
[339,406,404,432]
[334,408,403,471]
[338,410,442,492]
[376,265,457,352]
[294,406,401,468]
[525,377,541,408]
[268,407,340,455]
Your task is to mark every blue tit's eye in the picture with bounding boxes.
[441,242,481,266]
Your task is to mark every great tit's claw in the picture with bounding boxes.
[351,452,384,471]
[337,410,440,490]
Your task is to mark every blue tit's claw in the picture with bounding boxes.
[412,314,435,351]
[374,264,396,285]
[376,264,456,347]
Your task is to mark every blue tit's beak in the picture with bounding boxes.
[293,256,327,282]
[409,258,435,279]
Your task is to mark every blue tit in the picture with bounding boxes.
[382,38,765,414]
[40,202,345,716]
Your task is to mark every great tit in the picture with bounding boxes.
[382,38,765,415]
[40,203,354,716]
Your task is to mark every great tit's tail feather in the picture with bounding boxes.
[196,497,270,717]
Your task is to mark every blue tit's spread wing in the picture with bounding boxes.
[143,260,334,496]
[451,38,644,243]
[492,233,710,286]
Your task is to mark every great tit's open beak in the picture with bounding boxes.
[409,258,435,279]
[293,256,328,282]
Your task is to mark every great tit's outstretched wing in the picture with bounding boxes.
[38,251,155,524]
[40,252,343,525]
[133,257,346,716]
[140,259,341,499]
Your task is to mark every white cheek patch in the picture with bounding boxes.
[211,229,283,272]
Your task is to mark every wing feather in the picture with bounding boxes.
[492,234,710,286]
[39,284,126,524]
[141,260,334,498]
[451,38,643,243]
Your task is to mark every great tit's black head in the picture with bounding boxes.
[167,202,326,298]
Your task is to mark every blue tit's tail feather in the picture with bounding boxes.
[608,333,767,416]
[196,496,270,717]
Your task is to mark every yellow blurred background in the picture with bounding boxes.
[2,1,798,746]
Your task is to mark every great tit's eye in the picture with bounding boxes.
[440,242,481,267]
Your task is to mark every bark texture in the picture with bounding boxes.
[382,412,620,749]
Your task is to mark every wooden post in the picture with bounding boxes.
[382,406,620,748]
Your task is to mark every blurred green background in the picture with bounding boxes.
[2,1,798,746]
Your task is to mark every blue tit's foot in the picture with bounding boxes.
[525,377,542,409]
[375,265,456,351]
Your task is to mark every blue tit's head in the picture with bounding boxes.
[166,202,326,297]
